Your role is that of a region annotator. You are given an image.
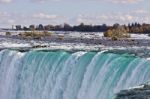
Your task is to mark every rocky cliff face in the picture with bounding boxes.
[115,83,150,99]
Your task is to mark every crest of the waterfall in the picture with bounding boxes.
[0,50,150,99]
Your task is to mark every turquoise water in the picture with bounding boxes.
[0,49,150,99]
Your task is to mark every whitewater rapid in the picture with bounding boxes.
[0,49,150,99]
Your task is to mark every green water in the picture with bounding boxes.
[0,49,149,99]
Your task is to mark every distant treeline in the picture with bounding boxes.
[14,22,150,33]
[15,23,108,32]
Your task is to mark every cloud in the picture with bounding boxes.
[33,13,59,20]
[0,12,9,18]
[7,19,15,24]
[0,12,15,27]
[0,0,12,3]
[1,10,150,28]
[70,11,150,25]
[31,0,61,3]
[0,0,145,4]
[31,12,69,25]
[134,9,148,14]
[30,0,144,4]
[107,0,144,4]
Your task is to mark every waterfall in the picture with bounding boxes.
[0,49,150,99]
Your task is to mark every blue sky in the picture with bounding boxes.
[0,0,150,27]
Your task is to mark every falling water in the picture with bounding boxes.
[0,49,150,99]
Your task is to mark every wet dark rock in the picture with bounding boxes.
[115,83,150,99]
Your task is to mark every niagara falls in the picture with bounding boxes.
[0,49,150,99]
[1,0,150,99]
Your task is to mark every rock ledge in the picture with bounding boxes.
[115,83,150,99]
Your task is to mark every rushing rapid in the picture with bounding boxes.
[0,49,150,99]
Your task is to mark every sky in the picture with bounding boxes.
[0,0,150,28]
